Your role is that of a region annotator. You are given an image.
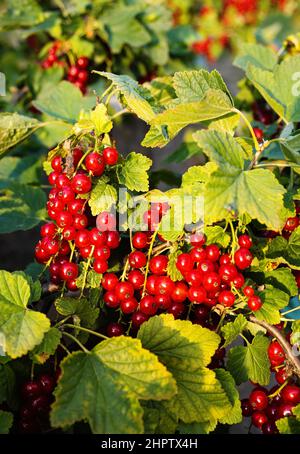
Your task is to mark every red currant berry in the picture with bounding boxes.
[40,222,56,237]
[62,226,76,241]
[176,253,194,273]
[281,385,300,404]
[253,127,263,141]
[275,368,289,385]
[73,213,88,230]
[248,295,262,311]
[72,147,83,167]
[129,251,147,269]
[48,171,60,186]
[57,186,74,203]
[104,291,119,308]
[146,275,157,295]
[155,294,171,310]
[202,272,221,291]
[268,341,285,366]
[284,217,299,232]
[262,421,278,435]
[102,273,119,291]
[149,255,168,275]
[51,156,63,172]
[60,262,78,281]
[66,278,78,291]
[206,244,220,262]
[103,147,119,166]
[90,228,107,247]
[85,152,105,176]
[251,411,268,429]
[219,264,238,283]
[115,282,134,301]
[121,297,138,314]
[219,254,231,266]
[79,245,93,258]
[190,246,207,262]
[218,290,235,307]
[198,260,214,274]
[277,403,294,418]
[238,234,253,249]
[38,374,55,395]
[128,270,144,290]
[190,232,206,247]
[131,311,149,328]
[232,273,245,289]
[188,286,207,303]
[249,389,269,410]
[68,199,85,215]
[243,286,254,297]
[93,259,108,274]
[56,174,71,189]
[155,276,175,296]
[30,395,51,415]
[71,173,92,194]
[106,322,124,337]
[185,269,203,287]
[96,211,116,231]
[94,245,111,261]
[77,56,89,68]
[241,399,253,417]
[234,248,253,270]
[168,302,185,319]
[266,403,278,421]
[75,229,90,248]
[44,238,60,256]
[140,295,158,316]
[106,231,120,249]
[77,70,88,83]
[58,240,71,256]
[132,232,148,249]
[68,65,79,78]
[21,380,42,399]
[56,211,73,228]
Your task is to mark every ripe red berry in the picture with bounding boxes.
[185,269,203,287]
[51,156,63,172]
[198,259,214,274]
[56,173,71,189]
[40,222,56,237]
[58,240,71,256]
[284,216,299,232]
[251,411,268,429]
[268,341,285,366]
[68,65,79,78]
[93,259,108,274]
[206,244,220,262]
[68,198,85,215]
[218,290,235,307]
[56,211,73,228]
[243,286,254,297]
[266,403,278,421]
[232,273,245,289]
[277,403,294,418]
[75,229,90,248]
[21,380,42,399]
[57,186,74,203]
[149,255,168,275]
[103,147,119,166]
[146,275,157,295]
[48,171,60,186]
[131,311,149,328]
[132,232,148,249]
[241,399,253,417]
[94,245,111,261]
[202,272,221,291]
[96,211,116,231]
[219,254,231,266]
[30,395,51,415]
[102,273,119,291]
[85,152,105,176]
[128,270,144,289]
[188,286,207,303]
[190,232,206,247]
[218,264,238,283]
[44,238,60,256]
[249,389,268,410]
[140,295,158,316]
[104,291,119,308]
[89,228,107,247]
[62,226,76,241]
[247,295,262,311]
[261,421,278,435]
[253,127,263,142]
[60,262,78,281]
[66,278,78,291]
[121,297,138,314]
[73,213,88,230]
[71,174,92,194]
[115,282,134,301]
[238,234,252,249]
[129,251,147,269]
[155,294,171,310]
[38,374,55,395]
[106,231,120,249]
[281,385,300,404]
[176,253,193,273]
[234,248,253,270]
[275,368,289,385]
[106,322,124,337]
[168,302,185,319]
[155,276,175,296]
[77,56,89,68]
[77,70,88,83]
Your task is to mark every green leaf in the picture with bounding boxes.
[0,182,47,233]
[33,81,95,123]
[0,411,13,434]
[74,104,112,136]
[51,336,176,434]
[227,334,270,386]
[181,163,217,188]
[0,364,15,405]
[280,133,300,168]
[166,248,183,282]
[194,130,285,230]
[204,226,231,248]
[247,56,300,123]
[0,270,50,358]
[30,328,62,364]
[0,113,43,155]
[178,419,217,434]
[88,178,117,216]
[0,155,43,186]
[173,69,232,103]
[234,43,277,71]
[215,369,242,425]
[67,36,93,58]
[255,286,290,324]
[249,268,298,297]
[276,417,300,434]
[266,227,300,268]
[165,140,199,164]
[150,89,234,143]
[138,314,220,368]
[221,314,247,348]
[117,152,152,192]
[76,267,103,289]
[55,297,99,328]
[96,72,156,123]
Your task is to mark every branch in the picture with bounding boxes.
[249,315,300,378]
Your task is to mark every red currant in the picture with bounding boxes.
[102,273,119,291]
[71,173,92,194]
[190,232,206,247]
[176,253,193,273]
[60,262,78,281]
[121,297,138,314]
[281,385,300,404]
[218,264,238,283]
[249,389,268,410]
[268,341,285,366]
[40,222,56,237]
[188,286,207,303]
[115,282,134,301]
[247,295,262,311]
[206,244,220,262]
[284,217,299,232]
[251,411,268,429]
[238,234,252,249]
[38,374,55,395]
[149,255,168,275]
[218,290,235,307]
[128,270,144,289]
[129,251,147,269]
[93,259,108,274]
[202,272,221,291]
[94,245,111,261]
[75,230,90,248]
[132,232,148,249]
[243,286,254,297]
[106,322,124,337]
[140,295,158,316]
[241,399,253,417]
[106,231,120,249]
[131,311,149,328]
[104,291,119,308]
[85,152,105,176]
[234,248,253,270]
[155,276,175,295]
[103,147,119,166]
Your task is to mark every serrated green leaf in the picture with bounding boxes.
[178,419,217,434]
[221,314,247,348]
[0,155,43,186]
[204,226,231,248]
[33,81,95,123]
[51,336,176,434]
[30,327,62,364]
[74,104,112,136]
[194,130,285,230]
[55,297,99,328]
[280,133,300,168]
[0,182,47,233]
[234,43,277,71]
[247,56,300,123]
[117,152,152,192]
[0,270,50,358]
[88,178,117,216]
[181,163,217,188]
[0,113,43,155]
[276,417,300,434]
[215,369,242,425]
[254,286,289,324]
[166,249,183,282]
[249,268,298,297]
[227,334,270,386]
[0,410,13,434]
[266,227,300,268]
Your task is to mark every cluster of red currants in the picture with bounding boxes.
[101,230,262,338]
[41,41,89,93]
[18,373,58,433]
[35,145,119,291]
[242,339,300,434]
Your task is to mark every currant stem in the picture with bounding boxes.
[234,108,260,152]
[63,324,108,340]
[142,228,159,297]
[80,245,95,297]
[268,380,288,399]
[120,257,130,282]
[62,331,89,353]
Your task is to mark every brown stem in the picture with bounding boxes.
[249,315,300,378]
